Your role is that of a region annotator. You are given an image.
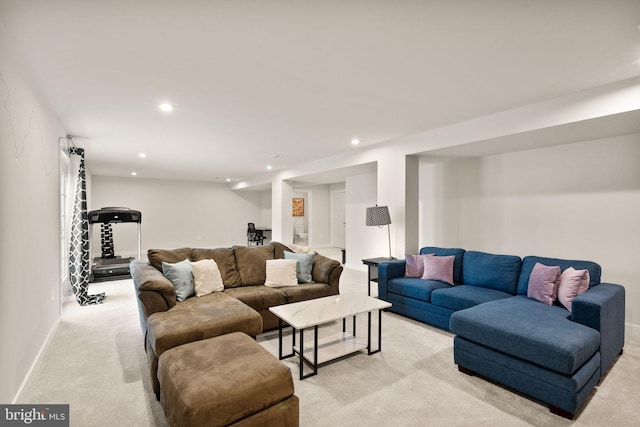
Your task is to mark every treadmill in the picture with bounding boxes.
[89,207,142,282]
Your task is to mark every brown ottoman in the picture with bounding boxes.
[146,292,263,397]
[158,332,299,427]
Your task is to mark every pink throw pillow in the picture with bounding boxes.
[527,262,561,305]
[557,267,590,311]
[421,255,455,285]
[405,253,432,277]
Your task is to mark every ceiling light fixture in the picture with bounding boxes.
[266,165,273,170]
[131,172,137,176]
[159,102,174,112]
[351,138,360,145]
[139,153,147,158]
[226,178,231,182]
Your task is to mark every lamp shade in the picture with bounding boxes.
[366,205,391,226]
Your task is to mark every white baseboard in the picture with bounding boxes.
[626,322,640,340]
[12,318,61,403]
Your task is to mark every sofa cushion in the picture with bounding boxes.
[224,286,287,312]
[278,283,333,304]
[148,247,192,272]
[558,267,590,312]
[190,259,224,296]
[405,253,430,277]
[162,259,195,302]
[461,251,522,294]
[526,262,561,305]
[284,251,315,283]
[272,241,295,259]
[388,277,450,302]
[421,255,455,285]
[516,255,601,296]
[147,292,263,357]
[449,295,600,375]
[190,247,242,287]
[431,285,512,311]
[233,245,275,286]
[264,259,299,287]
[419,247,465,284]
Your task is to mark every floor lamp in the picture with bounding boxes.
[366,205,392,259]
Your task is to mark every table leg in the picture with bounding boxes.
[299,326,318,380]
[368,309,383,355]
[299,328,304,380]
[278,318,282,359]
[278,318,294,360]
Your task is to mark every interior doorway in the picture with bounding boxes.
[292,190,310,245]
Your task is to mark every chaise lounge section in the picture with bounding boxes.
[377,247,625,418]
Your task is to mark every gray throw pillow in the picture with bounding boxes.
[162,259,195,301]
[284,251,315,283]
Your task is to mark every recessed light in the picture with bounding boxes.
[266,165,273,170]
[226,178,231,182]
[351,138,360,145]
[139,153,147,158]
[159,102,174,112]
[131,172,137,176]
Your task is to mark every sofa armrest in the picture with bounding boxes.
[130,261,177,335]
[377,260,406,300]
[312,253,342,293]
[572,283,625,376]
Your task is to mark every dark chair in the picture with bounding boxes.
[247,223,265,246]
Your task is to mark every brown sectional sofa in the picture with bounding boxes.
[132,242,342,334]
[131,242,343,399]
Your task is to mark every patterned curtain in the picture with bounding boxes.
[68,147,105,305]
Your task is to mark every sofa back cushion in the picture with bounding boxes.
[517,255,601,296]
[272,242,294,259]
[191,247,242,288]
[461,251,522,294]
[148,248,192,272]
[419,247,465,284]
[233,245,275,286]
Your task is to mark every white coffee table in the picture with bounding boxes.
[269,293,392,380]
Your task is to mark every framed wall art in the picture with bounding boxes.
[292,198,304,216]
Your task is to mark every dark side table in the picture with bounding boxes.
[362,257,395,296]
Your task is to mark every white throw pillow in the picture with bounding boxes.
[265,259,299,287]
[190,259,224,296]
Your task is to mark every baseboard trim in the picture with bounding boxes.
[12,318,61,403]
[626,322,640,339]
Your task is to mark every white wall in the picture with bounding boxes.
[345,173,381,269]
[0,45,62,401]
[90,176,263,258]
[420,135,640,335]
[259,189,272,228]
[307,185,331,247]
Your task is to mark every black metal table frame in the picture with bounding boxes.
[277,309,384,380]
[362,257,394,296]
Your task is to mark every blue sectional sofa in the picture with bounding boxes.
[377,247,625,419]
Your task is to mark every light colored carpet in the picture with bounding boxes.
[17,255,640,426]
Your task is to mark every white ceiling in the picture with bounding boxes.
[2,0,640,185]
